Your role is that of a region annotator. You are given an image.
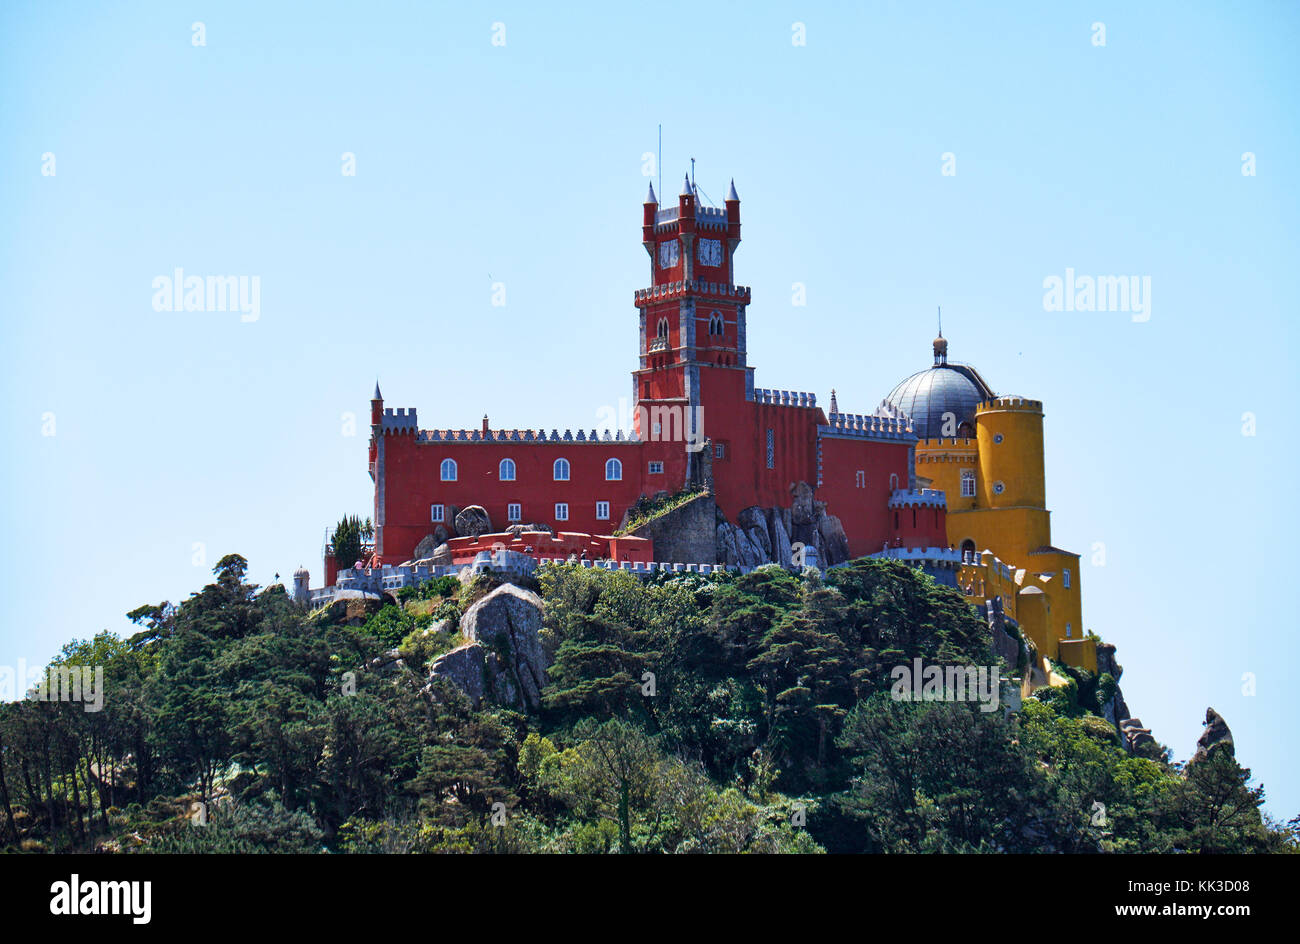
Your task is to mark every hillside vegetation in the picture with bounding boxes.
[0,553,1290,854]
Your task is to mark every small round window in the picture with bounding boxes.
[992,481,1005,495]
[993,433,1004,444]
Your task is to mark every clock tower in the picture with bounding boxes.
[633,175,752,485]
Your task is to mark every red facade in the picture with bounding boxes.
[363,176,947,566]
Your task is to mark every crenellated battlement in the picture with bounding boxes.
[416,428,641,444]
[753,388,818,408]
[978,396,1042,413]
[888,487,947,509]
[818,410,914,441]
[634,281,750,306]
[381,408,418,433]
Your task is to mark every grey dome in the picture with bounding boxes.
[885,361,995,439]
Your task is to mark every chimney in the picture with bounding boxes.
[482,415,489,436]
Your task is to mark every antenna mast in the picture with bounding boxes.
[657,125,662,203]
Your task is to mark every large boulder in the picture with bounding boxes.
[454,505,493,539]
[431,542,453,565]
[817,512,851,566]
[458,583,548,710]
[1192,707,1234,763]
[427,643,487,703]
[412,533,438,561]
[789,481,816,527]
[737,506,771,559]
[767,508,793,568]
[1119,717,1156,753]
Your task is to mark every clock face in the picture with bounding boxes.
[698,238,722,267]
[658,241,680,269]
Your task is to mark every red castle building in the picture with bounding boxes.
[345,174,947,581]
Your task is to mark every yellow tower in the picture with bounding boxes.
[882,335,1093,675]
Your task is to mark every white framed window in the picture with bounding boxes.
[596,501,610,520]
[889,472,899,490]
[507,503,521,522]
[714,443,726,459]
[440,458,457,482]
[960,470,976,497]
[553,458,570,481]
[656,317,669,339]
[431,504,444,523]
[1063,569,1071,589]
[499,458,516,481]
[555,502,569,522]
[648,461,663,474]
[605,458,622,481]
[855,470,866,488]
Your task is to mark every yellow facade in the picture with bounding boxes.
[917,396,1093,678]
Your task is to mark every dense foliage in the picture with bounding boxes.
[0,553,1291,853]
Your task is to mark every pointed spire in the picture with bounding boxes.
[645,181,657,204]
[830,388,839,414]
[372,381,382,400]
[681,173,693,196]
[727,178,739,201]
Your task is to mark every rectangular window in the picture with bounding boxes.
[555,503,569,522]
[1063,569,1071,589]
[766,429,774,469]
[648,461,663,474]
[855,470,866,488]
[507,503,521,522]
[960,470,976,498]
[431,504,444,522]
[714,443,726,459]
[596,502,610,520]
[1066,622,1073,638]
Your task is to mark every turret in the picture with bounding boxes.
[677,174,696,279]
[725,178,741,238]
[642,181,658,242]
[292,567,310,604]
[370,381,383,426]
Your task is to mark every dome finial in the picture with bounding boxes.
[829,388,839,415]
[933,306,948,364]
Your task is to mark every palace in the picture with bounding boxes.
[320,172,1096,676]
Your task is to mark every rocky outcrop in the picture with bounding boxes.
[323,593,384,626]
[426,644,486,703]
[429,583,548,710]
[628,491,716,564]
[1192,707,1234,763]
[431,542,453,565]
[454,505,493,539]
[1119,717,1156,752]
[713,481,850,569]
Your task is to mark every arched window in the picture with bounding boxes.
[889,473,899,490]
[553,458,570,481]
[709,312,724,336]
[656,318,669,339]
[960,539,976,563]
[440,458,457,482]
[605,458,622,481]
[499,458,516,481]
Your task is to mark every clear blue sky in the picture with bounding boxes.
[3,1,1297,819]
